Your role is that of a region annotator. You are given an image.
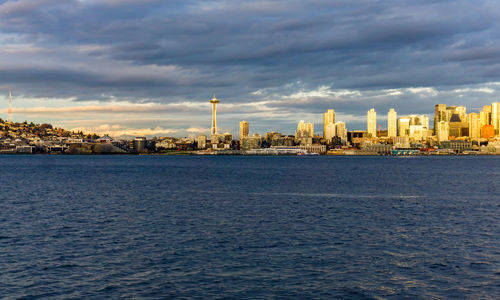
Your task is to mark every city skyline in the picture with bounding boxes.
[3,90,500,139]
[1,1,500,136]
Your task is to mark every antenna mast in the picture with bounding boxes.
[8,88,12,123]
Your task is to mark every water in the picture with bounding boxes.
[0,155,499,299]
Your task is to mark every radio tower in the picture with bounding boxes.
[8,88,12,123]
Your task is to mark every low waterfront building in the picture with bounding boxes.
[439,140,473,153]
[298,144,326,154]
[362,144,392,155]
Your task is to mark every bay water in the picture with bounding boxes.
[0,156,499,298]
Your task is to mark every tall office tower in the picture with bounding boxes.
[387,108,397,138]
[335,121,347,141]
[480,105,491,136]
[492,102,499,134]
[437,121,449,142]
[324,123,336,141]
[434,104,447,134]
[468,113,480,140]
[297,120,306,135]
[306,122,314,137]
[323,109,335,139]
[480,105,491,126]
[210,95,220,135]
[398,117,410,137]
[456,106,467,123]
[296,120,314,138]
[421,115,429,129]
[239,121,249,140]
[8,88,12,123]
[367,108,377,137]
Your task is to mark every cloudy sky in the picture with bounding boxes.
[0,0,500,137]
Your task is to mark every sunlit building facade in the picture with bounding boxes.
[323,109,335,139]
[324,123,336,141]
[492,102,499,134]
[480,105,491,135]
[239,121,249,140]
[388,108,397,138]
[335,121,347,142]
[468,113,480,140]
[398,117,410,137]
[296,120,314,145]
[367,108,377,137]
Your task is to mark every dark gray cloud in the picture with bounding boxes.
[0,0,500,132]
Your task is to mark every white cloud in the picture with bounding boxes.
[186,127,208,133]
[407,87,438,97]
[453,87,494,94]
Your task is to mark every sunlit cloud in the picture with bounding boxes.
[69,124,179,138]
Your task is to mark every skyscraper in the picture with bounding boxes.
[210,95,219,135]
[480,105,491,128]
[335,121,347,142]
[306,122,314,137]
[434,104,447,134]
[239,121,249,140]
[421,115,429,130]
[437,121,449,142]
[387,108,397,138]
[324,123,335,142]
[468,113,480,140]
[296,120,314,145]
[456,106,467,123]
[323,109,335,139]
[367,108,376,137]
[492,102,499,134]
[398,117,410,137]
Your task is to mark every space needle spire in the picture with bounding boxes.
[8,87,12,123]
[210,94,219,135]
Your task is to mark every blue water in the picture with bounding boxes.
[0,155,499,298]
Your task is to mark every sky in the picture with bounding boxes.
[0,0,500,138]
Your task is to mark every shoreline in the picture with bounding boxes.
[0,152,498,156]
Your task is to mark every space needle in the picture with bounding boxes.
[210,94,219,135]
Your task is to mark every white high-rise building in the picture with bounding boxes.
[335,121,347,142]
[421,115,429,129]
[323,109,335,139]
[367,108,377,137]
[437,121,449,142]
[468,113,480,140]
[456,106,467,123]
[492,102,499,134]
[398,117,410,137]
[296,120,314,138]
[388,108,397,138]
[296,120,314,146]
[324,123,336,141]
